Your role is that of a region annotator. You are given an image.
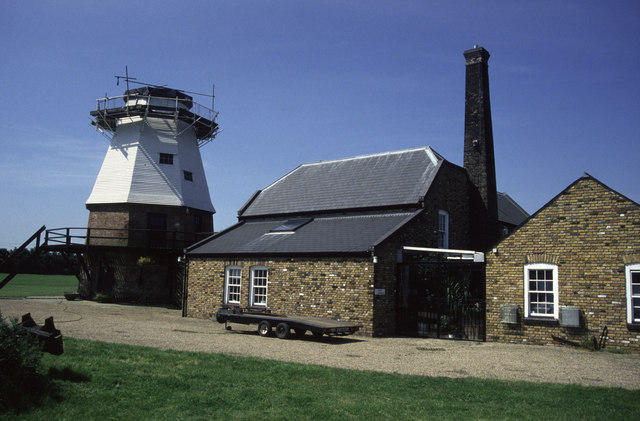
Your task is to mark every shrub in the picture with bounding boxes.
[579,335,595,351]
[0,313,47,412]
[93,292,113,303]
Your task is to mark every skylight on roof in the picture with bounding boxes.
[270,218,312,233]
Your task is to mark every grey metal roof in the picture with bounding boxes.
[186,211,422,255]
[239,147,445,217]
[497,192,529,226]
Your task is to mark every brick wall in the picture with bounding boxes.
[87,203,213,247]
[486,177,640,352]
[186,256,375,334]
[424,162,474,250]
[463,46,498,245]
[86,204,130,246]
[371,165,474,335]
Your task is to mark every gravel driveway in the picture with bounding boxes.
[2,298,639,390]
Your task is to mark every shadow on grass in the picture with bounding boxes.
[0,371,60,415]
[48,366,90,383]
[0,367,90,415]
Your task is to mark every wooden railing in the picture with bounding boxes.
[45,227,213,250]
[0,225,47,290]
[91,93,219,146]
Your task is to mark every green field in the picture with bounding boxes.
[0,274,78,298]
[5,337,639,420]
[2,275,639,419]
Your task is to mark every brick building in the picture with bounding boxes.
[184,46,528,337]
[486,174,640,352]
[185,147,485,335]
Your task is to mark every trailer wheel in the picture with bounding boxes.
[312,331,323,339]
[275,322,291,339]
[294,328,306,338]
[258,321,272,337]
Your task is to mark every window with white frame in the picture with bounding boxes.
[437,210,449,249]
[626,263,640,325]
[224,266,241,305]
[250,267,268,307]
[524,263,559,319]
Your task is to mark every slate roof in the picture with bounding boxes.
[497,192,529,226]
[239,147,445,218]
[186,211,422,255]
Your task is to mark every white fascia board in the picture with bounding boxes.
[402,246,484,262]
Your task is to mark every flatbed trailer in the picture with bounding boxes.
[214,308,361,339]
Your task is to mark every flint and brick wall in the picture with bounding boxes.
[80,203,211,304]
[78,247,181,304]
[486,177,640,352]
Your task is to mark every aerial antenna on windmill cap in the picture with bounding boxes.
[115,66,137,91]
[211,84,215,110]
[114,66,215,99]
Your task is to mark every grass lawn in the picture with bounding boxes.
[0,273,78,298]
[7,337,640,420]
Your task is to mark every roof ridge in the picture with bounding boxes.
[498,192,530,217]
[314,211,418,220]
[300,146,442,168]
[242,145,446,217]
[259,146,443,195]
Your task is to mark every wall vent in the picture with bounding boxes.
[501,304,519,324]
[560,306,581,328]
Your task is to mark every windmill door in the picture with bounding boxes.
[147,213,167,248]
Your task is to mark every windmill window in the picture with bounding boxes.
[183,170,193,181]
[159,153,174,165]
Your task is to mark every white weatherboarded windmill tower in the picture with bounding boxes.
[79,79,219,303]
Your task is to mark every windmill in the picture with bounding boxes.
[78,73,220,302]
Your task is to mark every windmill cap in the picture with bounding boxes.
[124,86,193,109]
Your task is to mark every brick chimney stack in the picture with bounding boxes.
[463,45,498,247]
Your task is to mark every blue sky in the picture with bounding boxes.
[1,1,638,249]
